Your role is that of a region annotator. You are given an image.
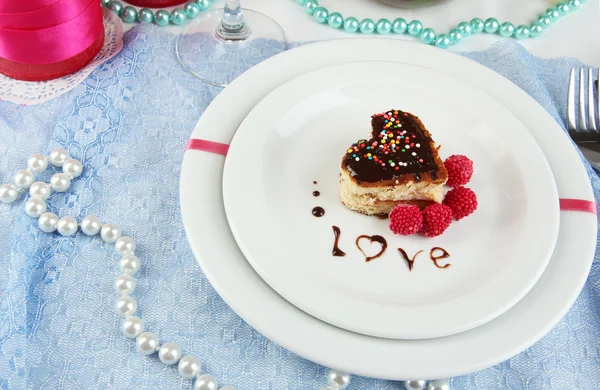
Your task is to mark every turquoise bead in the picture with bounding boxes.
[328,12,343,28]
[184,2,200,19]
[376,18,392,34]
[344,17,359,33]
[197,0,210,10]
[470,18,485,33]
[529,23,543,38]
[546,8,560,20]
[155,10,170,26]
[448,28,463,44]
[100,0,111,7]
[359,18,375,34]
[557,2,571,14]
[514,24,530,39]
[313,7,329,23]
[484,17,499,33]
[499,22,515,37]
[392,18,408,34]
[138,8,154,23]
[171,9,186,25]
[457,21,473,36]
[121,6,137,23]
[537,15,551,28]
[108,1,123,15]
[420,28,436,44]
[434,34,451,49]
[407,20,423,36]
[296,0,306,4]
[569,0,582,8]
[304,0,318,15]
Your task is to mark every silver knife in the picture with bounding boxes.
[578,144,600,173]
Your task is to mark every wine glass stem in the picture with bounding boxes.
[217,0,251,40]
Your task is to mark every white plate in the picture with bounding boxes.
[180,39,596,379]
[222,61,559,340]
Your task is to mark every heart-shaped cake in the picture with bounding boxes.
[340,109,448,216]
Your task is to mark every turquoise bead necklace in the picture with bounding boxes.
[100,0,214,26]
[298,0,585,48]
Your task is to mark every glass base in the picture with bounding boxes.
[176,9,287,87]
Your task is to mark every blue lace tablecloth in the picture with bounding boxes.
[0,25,599,390]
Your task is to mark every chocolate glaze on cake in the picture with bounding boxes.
[342,109,438,183]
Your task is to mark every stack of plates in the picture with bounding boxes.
[180,39,596,380]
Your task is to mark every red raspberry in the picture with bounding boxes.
[420,203,453,237]
[443,186,478,220]
[444,155,473,187]
[389,204,423,235]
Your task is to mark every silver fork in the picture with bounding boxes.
[567,68,600,172]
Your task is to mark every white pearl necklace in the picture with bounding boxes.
[0,148,454,390]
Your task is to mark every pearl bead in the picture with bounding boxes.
[407,20,423,36]
[557,2,570,14]
[62,159,83,179]
[138,8,154,23]
[184,2,200,19]
[570,0,582,8]
[155,10,170,26]
[546,8,560,21]
[392,17,407,34]
[158,342,182,365]
[115,236,136,256]
[420,28,436,44]
[171,9,187,25]
[514,24,530,39]
[50,173,71,192]
[14,170,34,189]
[313,7,329,24]
[122,316,144,338]
[80,215,101,235]
[27,154,48,173]
[537,15,552,28]
[359,18,375,34]
[38,212,59,233]
[405,380,427,390]
[108,1,123,15]
[448,29,463,44]
[499,22,515,37]
[529,23,543,37]
[115,274,136,295]
[304,0,318,15]
[326,369,350,389]
[25,198,47,218]
[194,374,218,390]
[484,17,499,33]
[328,12,343,29]
[457,21,473,36]
[343,17,359,33]
[435,34,451,49]
[178,355,201,379]
[29,182,50,200]
[0,184,19,204]
[116,295,137,317]
[57,216,78,236]
[425,379,450,390]
[49,148,69,167]
[375,18,392,34]
[197,0,210,11]
[120,254,141,275]
[136,332,159,355]
[101,0,111,6]
[100,223,121,243]
[121,6,137,23]
[470,17,484,33]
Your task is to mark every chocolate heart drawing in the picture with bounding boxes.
[355,234,388,262]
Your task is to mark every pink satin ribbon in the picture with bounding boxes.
[186,138,598,216]
[0,0,103,64]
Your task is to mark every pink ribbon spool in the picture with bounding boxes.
[0,0,105,81]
